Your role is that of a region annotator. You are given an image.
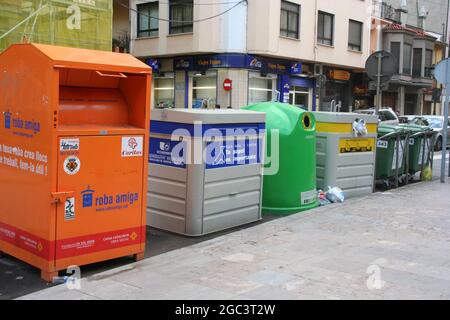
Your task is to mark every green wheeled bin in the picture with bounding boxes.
[243,102,318,215]
[398,124,433,175]
[375,124,410,182]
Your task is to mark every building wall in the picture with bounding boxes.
[379,0,449,36]
[124,0,373,111]
[247,0,371,70]
[113,0,130,39]
[130,0,371,70]
[369,0,444,116]
[216,69,249,109]
[131,0,247,57]
[174,71,186,109]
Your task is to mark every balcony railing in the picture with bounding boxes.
[372,0,401,23]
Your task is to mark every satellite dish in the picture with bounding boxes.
[365,51,397,84]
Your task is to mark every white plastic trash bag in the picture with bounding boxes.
[352,118,368,137]
[326,186,345,203]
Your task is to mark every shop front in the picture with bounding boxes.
[352,72,373,111]
[146,54,313,110]
[248,72,278,105]
[319,67,354,112]
[278,74,316,111]
[147,58,176,109]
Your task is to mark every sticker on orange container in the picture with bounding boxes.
[121,136,143,157]
[65,197,75,221]
[63,156,81,175]
[60,138,80,153]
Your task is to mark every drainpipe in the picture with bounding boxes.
[376,19,383,51]
[446,0,450,57]
[313,0,320,110]
[313,0,318,61]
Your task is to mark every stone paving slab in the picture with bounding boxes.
[20,180,450,300]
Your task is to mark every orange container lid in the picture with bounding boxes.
[12,43,152,74]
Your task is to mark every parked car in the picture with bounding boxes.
[399,115,417,124]
[410,116,450,151]
[398,114,418,123]
[354,107,399,124]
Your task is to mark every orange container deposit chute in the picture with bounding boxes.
[0,43,151,281]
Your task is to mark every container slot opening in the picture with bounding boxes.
[302,113,311,130]
[58,68,148,129]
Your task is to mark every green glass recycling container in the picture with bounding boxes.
[243,102,318,215]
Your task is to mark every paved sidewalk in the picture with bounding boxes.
[21,180,450,300]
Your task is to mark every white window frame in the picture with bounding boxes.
[189,71,218,109]
[289,86,313,111]
[152,72,175,109]
[248,72,278,104]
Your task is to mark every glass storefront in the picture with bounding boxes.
[191,71,217,108]
[153,73,175,108]
[148,54,308,109]
[353,97,371,110]
[321,81,349,112]
[248,73,277,104]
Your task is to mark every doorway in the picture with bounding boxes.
[288,86,311,111]
[405,94,417,115]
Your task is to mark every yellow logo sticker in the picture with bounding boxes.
[339,138,375,153]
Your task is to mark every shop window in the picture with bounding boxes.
[170,0,193,35]
[348,20,362,51]
[412,48,422,77]
[317,11,334,46]
[248,73,276,104]
[137,2,159,38]
[154,74,174,108]
[403,43,412,75]
[192,72,217,108]
[280,1,300,39]
[390,42,400,73]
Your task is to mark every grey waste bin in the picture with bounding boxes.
[148,109,266,236]
[314,112,379,198]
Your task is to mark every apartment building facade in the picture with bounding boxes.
[370,0,449,115]
[125,0,371,111]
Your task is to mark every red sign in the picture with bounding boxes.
[223,78,232,91]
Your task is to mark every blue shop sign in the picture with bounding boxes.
[247,55,296,74]
[290,62,302,75]
[193,54,247,69]
[246,55,264,70]
[173,53,301,75]
[174,57,194,70]
[146,58,161,72]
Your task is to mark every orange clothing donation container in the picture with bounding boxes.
[0,43,151,281]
